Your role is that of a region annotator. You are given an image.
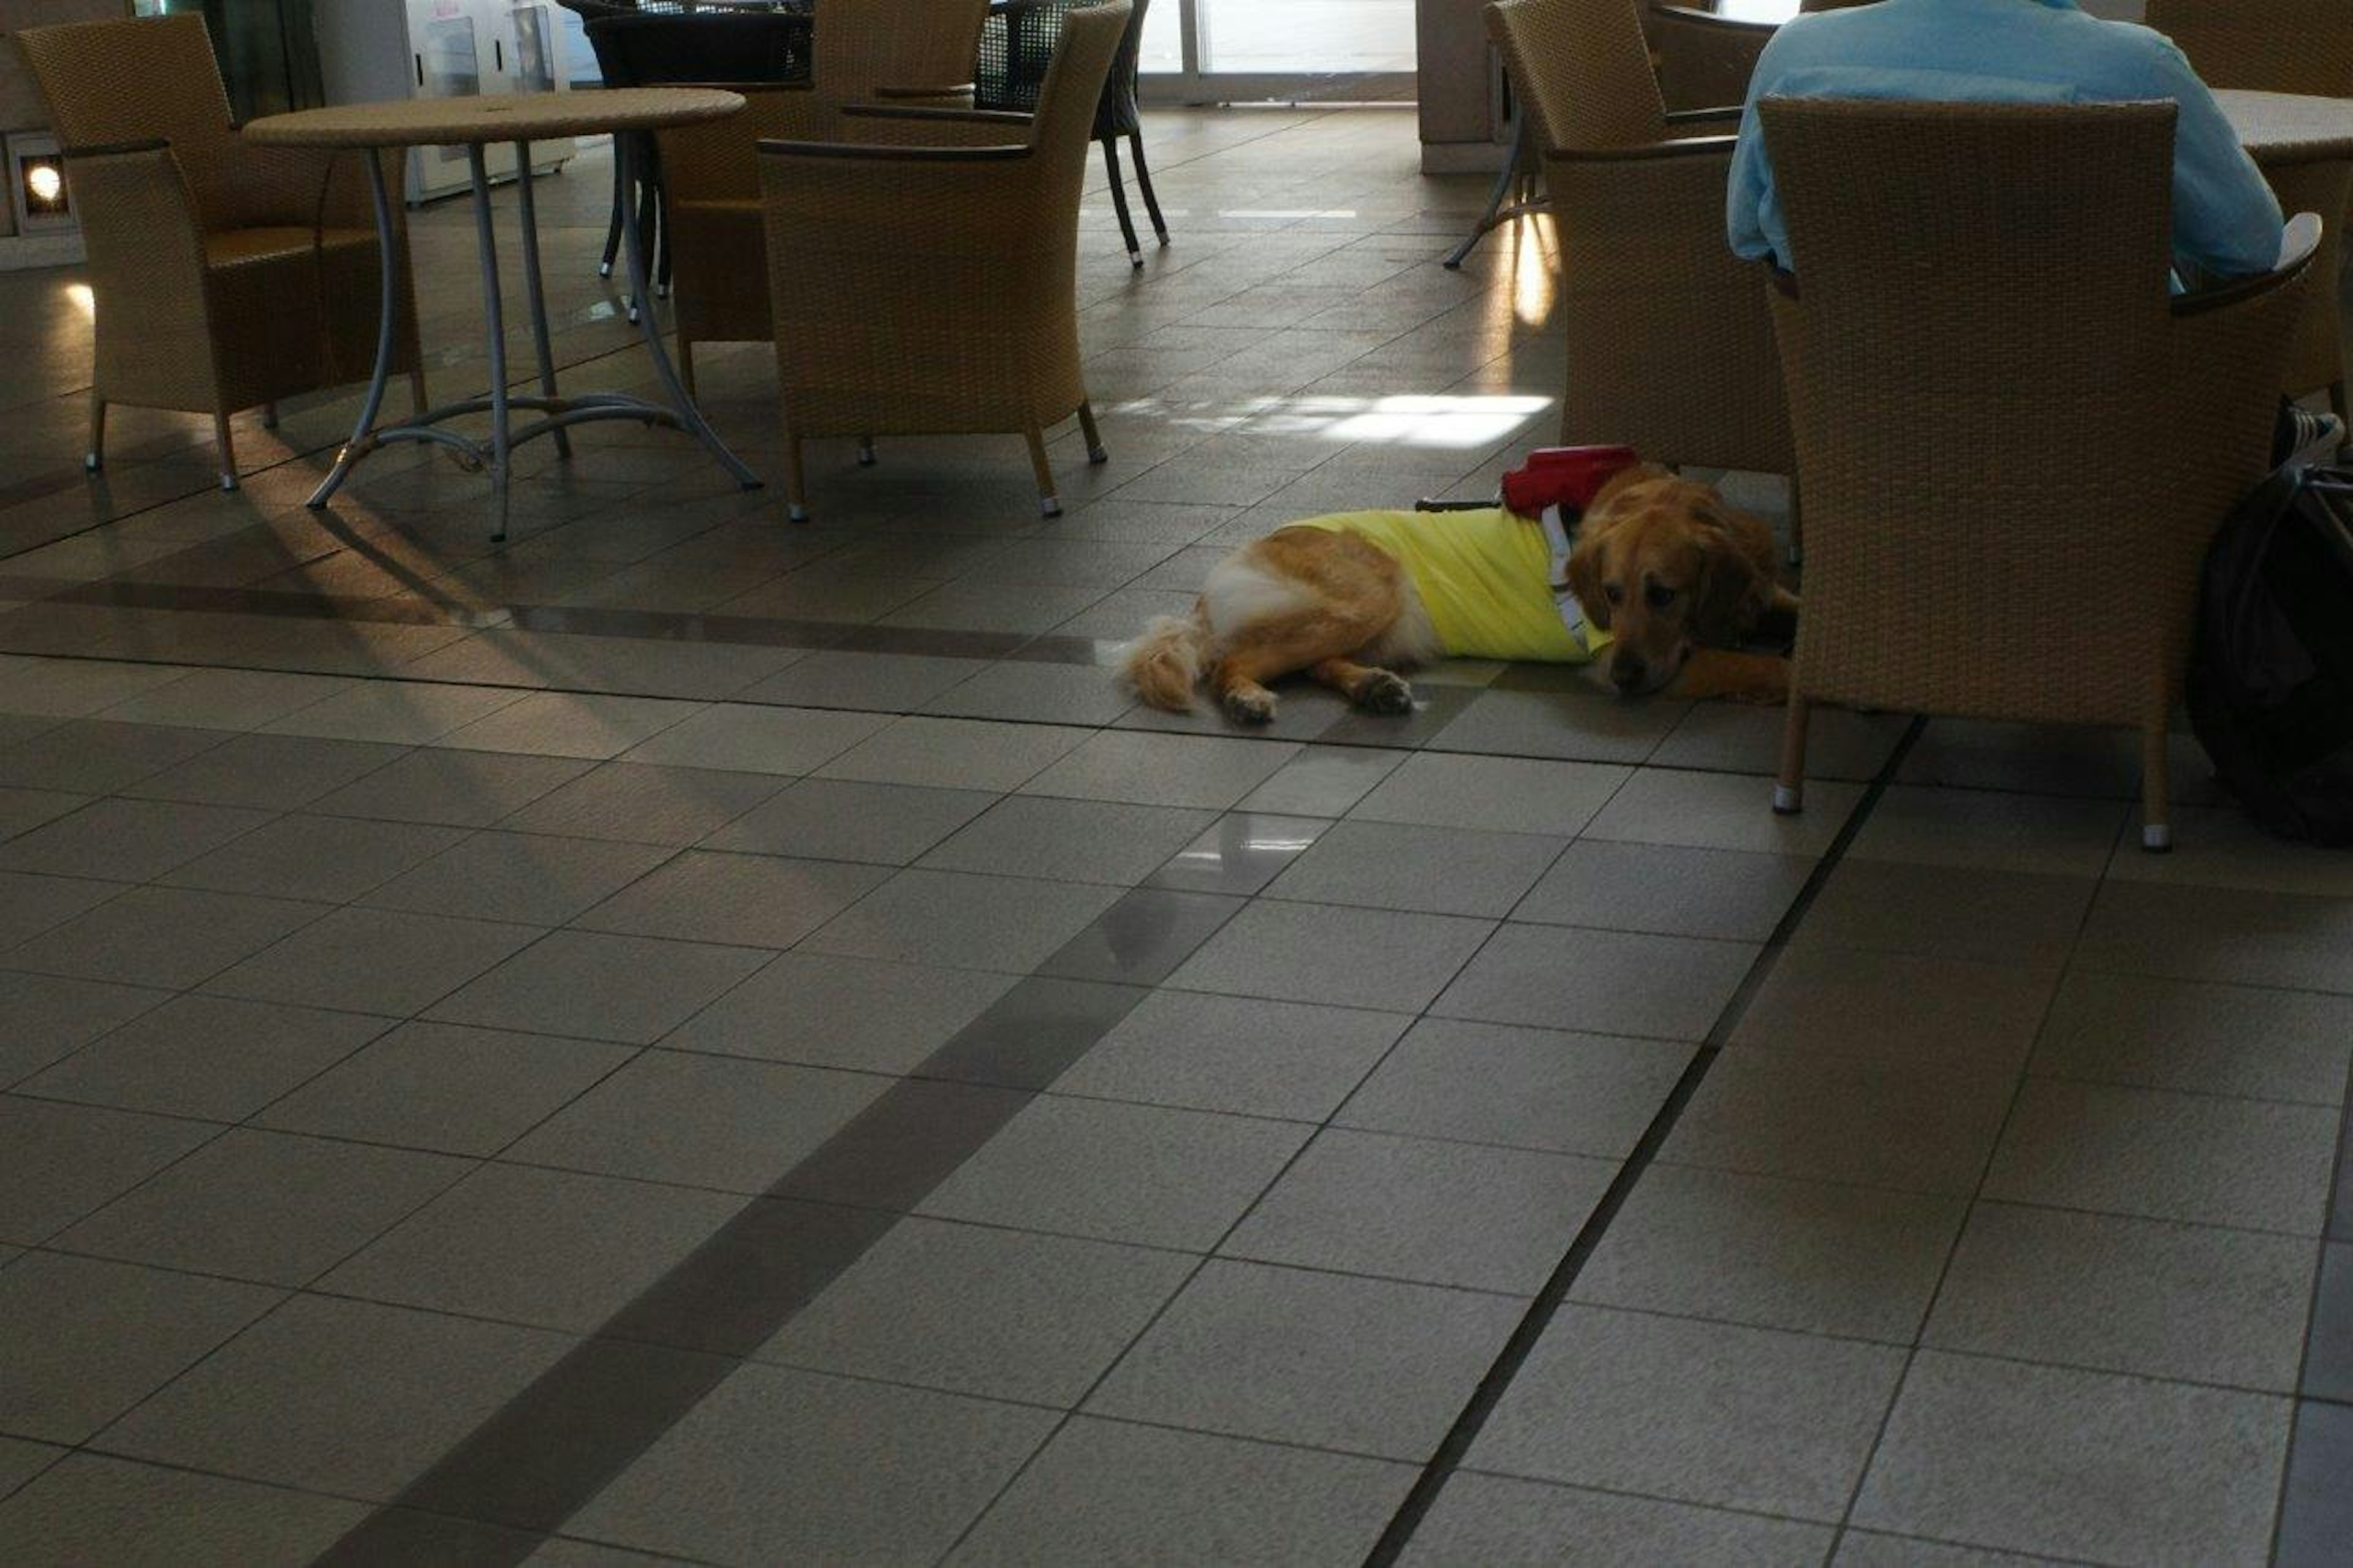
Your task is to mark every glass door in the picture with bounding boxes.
[1143,0,1415,103]
[507,2,561,94]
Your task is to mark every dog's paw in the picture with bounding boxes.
[1357,671,1414,715]
[1222,689,1277,725]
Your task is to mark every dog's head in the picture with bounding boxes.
[1564,466,1779,696]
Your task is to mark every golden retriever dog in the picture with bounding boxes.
[1123,464,1798,723]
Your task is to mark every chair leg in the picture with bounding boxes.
[260,401,279,430]
[2140,721,2172,852]
[679,333,696,401]
[1128,132,1168,243]
[1077,401,1107,464]
[212,410,238,491]
[599,156,625,279]
[784,434,809,523]
[1102,139,1143,268]
[408,369,429,417]
[1024,426,1061,516]
[85,392,105,473]
[857,436,876,467]
[654,187,672,298]
[1787,474,1804,568]
[1773,694,1809,814]
[2333,380,2349,456]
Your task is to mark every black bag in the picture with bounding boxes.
[2187,463,2353,845]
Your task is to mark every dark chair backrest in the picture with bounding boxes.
[976,0,1149,139]
[583,9,814,84]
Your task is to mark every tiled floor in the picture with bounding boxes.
[0,107,2347,1567]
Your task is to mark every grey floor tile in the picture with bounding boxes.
[255,1020,635,1156]
[816,715,1094,792]
[0,660,189,720]
[21,994,388,1122]
[2308,1241,2353,1401]
[1086,1259,1523,1461]
[0,797,276,883]
[0,1436,63,1504]
[162,812,471,902]
[361,831,674,926]
[1663,1052,2020,1196]
[1055,989,1407,1121]
[320,1162,741,1333]
[664,952,1016,1074]
[1034,885,1243,987]
[102,667,354,732]
[0,788,88,844]
[951,1418,1415,1568]
[1574,1164,1965,1344]
[1020,730,1302,809]
[1585,767,1863,858]
[1832,1531,2072,1566]
[2105,801,2353,898]
[920,796,1219,886]
[618,702,890,775]
[1237,744,1408,817]
[260,679,528,745]
[2031,970,2353,1107]
[0,719,224,794]
[1146,812,1329,897]
[1471,1303,1907,1521]
[1427,687,1686,765]
[1730,947,2058,1077]
[505,1050,884,1192]
[7,885,323,991]
[97,1292,574,1503]
[0,971,169,1088]
[432,691,704,760]
[1983,1078,2337,1235]
[56,1127,471,1285]
[0,1454,368,1568]
[2276,1398,2353,1568]
[758,1216,1193,1406]
[918,1094,1309,1251]
[123,732,410,811]
[1851,1350,2290,1566]
[1338,1016,1690,1159]
[1652,701,1908,781]
[1223,1127,1613,1293]
[1168,899,1493,1013]
[564,1363,1055,1565]
[572,850,890,949]
[427,930,770,1045]
[701,776,996,865]
[1925,1202,2314,1392]
[1794,861,2095,971]
[926,659,1140,726]
[737,649,984,713]
[0,1252,280,1444]
[1404,1473,1835,1567]
[1849,786,2128,878]
[1348,751,1628,836]
[1264,819,1566,917]
[882,579,1109,634]
[311,746,597,829]
[206,907,542,1018]
[2075,880,2353,994]
[0,873,121,958]
[1434,922,1754,1042]
[0,1096,216,1244]
[498,761,786,846]
[1513,839,1814,942]
[803,868,1124,974]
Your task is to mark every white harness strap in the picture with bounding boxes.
[1539,504,1592,641]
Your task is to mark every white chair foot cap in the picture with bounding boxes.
[83,453,100,472]
[218,474,238,492]
[786,504,810,523]
[857,446,876,467]
[1129,254,1145,268]
[1771,784,1803,814]
[597,262,613,278]
[2142,823,2173,853]
[1087,446,1108,464]
[1039,495,1063,517]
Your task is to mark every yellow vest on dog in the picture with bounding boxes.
[1290,507,1608,664]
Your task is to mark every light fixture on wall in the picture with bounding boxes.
[7,132,75,235]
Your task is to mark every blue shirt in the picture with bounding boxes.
[1727,0,2285,282]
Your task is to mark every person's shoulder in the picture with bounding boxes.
[2066,14,2206,85]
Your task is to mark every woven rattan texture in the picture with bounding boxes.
[241,88,746,147]
[1643,5,1771,116]
[2148,0,2353,98]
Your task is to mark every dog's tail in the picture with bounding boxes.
[1120,610,1213,712]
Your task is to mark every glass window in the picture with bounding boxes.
[1197,0,1414,75]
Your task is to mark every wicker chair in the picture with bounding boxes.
[1485,0,1795,487]
[756,0,1129,520]
[17,13,423,491]
[1643,4,1775,115]
[1760,98,2318,852]
[2147,0,2353,418]
[977,0,1165,267]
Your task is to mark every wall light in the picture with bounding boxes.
[6,132,75,235]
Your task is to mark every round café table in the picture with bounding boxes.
[2216,88,2353,162]
[244,88,756,542]
[2216,89,2353,413]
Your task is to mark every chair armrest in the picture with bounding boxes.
[837,103,1036,147]
[58,137,169,158]
[1664,107,1744,128]
[839,104,1033,127]
[758,137,1031,164]
[1546,133,1740,163]
[2173,212,2324,317]
[873,81,976,99]
[54,142,212,323]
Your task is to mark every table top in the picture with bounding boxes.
[243,87,746,149]
[2216,89,2353,162]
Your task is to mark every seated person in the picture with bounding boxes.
[1725,0,2333,458]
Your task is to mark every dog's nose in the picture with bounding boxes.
[1611,658,1648,694]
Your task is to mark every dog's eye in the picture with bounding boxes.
[1645,583,1678,609]
[1603,583,1624,606]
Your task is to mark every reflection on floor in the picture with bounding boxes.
[0,107,2346,1567]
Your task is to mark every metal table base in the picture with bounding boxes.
[307,134,759,542]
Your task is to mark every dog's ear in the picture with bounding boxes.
[1566,528,1612,631]
[1691,504,1776,644]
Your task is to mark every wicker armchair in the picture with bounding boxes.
[1643,4,1774,115]
[1760,99,2317,852]
[2147,0,2353,417]
[977,0,1165,266]
[1486,0,1794,487]
[756,0,1129,520]
[17,13,423,491]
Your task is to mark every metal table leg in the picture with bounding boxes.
[306,148,401,509]
[513,139,571,461]
[467,145,515,545]
[1443,110,1547,271]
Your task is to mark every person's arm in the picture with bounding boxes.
[1725,34,1792,262]
[2148,39,2287,281]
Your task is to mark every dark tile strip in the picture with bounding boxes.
[1360,714,1931,1567]
[2273,1399,2353,1568]
[311,865,1248,1563]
